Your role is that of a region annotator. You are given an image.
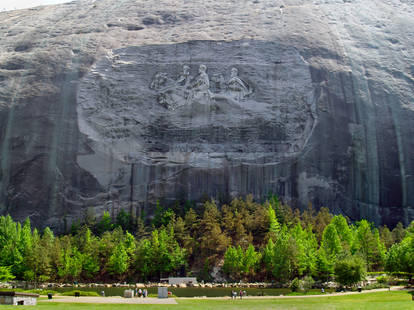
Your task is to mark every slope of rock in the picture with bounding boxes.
[0,0,413,230]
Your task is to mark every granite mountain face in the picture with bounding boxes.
[0,0,413,230]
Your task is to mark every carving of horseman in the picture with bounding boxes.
[187,64,212,103]
[172,65,192,103]
[150,66,192,109]
[226,67,251,100]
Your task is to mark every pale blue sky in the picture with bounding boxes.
[1,0,73,11]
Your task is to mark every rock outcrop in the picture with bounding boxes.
[0,0,413,230]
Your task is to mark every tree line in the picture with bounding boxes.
[0,196,412,285]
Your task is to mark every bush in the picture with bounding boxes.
[334,256,366,287]
[302,276,315,292]
[376,275,388,284]
[26,289,57,295]
[0,288,57,296]
[61,290,100,297]
[290,277,300,292]
[363,283,389,290]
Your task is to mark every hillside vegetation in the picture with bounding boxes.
[0,196,412,284]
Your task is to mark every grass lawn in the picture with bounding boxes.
[0,291,412,310]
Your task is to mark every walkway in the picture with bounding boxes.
[40,296,177,304]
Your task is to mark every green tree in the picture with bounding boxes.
[392,222,406,243]
[313,207,333,243]
[269,226,297,281]
[76,227,100,278]
[334,256,366,288]
[385,235,414,279]
[262,238,275,279]
[94,211,113,235]
[222,245,241,280]
[57,236,83,281]
[24,229,52,284]
[115,209,133,232]
[198,201,230,262]
[331,215,352,248]
[267,203,280,241]
[108,243,129,279]
[0,266,15,282]
[0,215,23,277]
[353,220,385,271]
[135,227,186,280]
[321,224,342,261]
[314,247,333,282]
[16,218,33,278]
[379,225,395,249]
[241,244,260,280]
[290,223,318,277]
[152,201,175,228]
[269,195,286,226]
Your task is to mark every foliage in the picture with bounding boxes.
[290,277,300,292]
[334,256,366,287]
[107,243,129,277]
[0,265,15,281]
[135,227,186,280]
[353,220,386,271]
[267,203,280,240]
[376,275,390,284]
[385,235,414,277]
[60,290,100,296]
[222,244,260,281]
[321,224,342,260]
[268,225,297,281]
[302,275,315,292]
[0,201,411,284]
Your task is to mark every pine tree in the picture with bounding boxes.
[108,243,128,279]
[267,203,280,241]
[222,246,241,280]
[321,224,342,261]
[199,201,230,262]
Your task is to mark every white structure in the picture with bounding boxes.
[0,291,39,305]
[123,290,134,298]
[157,286,168,298]
[167,277,197,285]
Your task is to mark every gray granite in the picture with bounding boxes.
[0,0,413,230]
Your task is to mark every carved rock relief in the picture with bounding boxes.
[150,64,253,110]
[76,41,318,198]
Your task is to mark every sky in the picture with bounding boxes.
[1,0,73,11]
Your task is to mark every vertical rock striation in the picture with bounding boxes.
[0,0,412,230]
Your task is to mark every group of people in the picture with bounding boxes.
[135,288,148,298]
[231,290,247,299]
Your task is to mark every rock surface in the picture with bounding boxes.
[0,0,413,230]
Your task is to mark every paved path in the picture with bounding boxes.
[40,296,177,304]
[180,287,411,300]
[39,287,411,304]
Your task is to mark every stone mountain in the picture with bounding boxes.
[0,0,413,231]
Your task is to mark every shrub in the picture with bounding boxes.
[26,289,57,295]
[334,256,366,287]
[302,276,315,292]
[376,275,388,284]
[290,277,300,292]
[61,290,100,296]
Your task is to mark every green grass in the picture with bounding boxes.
[0,291,411,310]
[60,290,100,296]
